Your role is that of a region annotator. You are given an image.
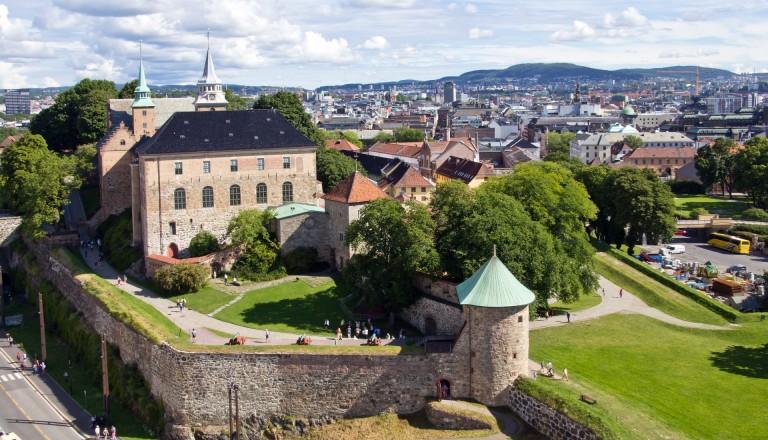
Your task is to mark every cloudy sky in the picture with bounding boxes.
[2,0,767,89]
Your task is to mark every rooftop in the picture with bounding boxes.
[456,254,536,308]
[322,171,389,204]
[270,203,326,220]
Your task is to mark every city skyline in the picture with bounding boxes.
[2,0,767,89]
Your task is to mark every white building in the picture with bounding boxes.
[570,128,696,164]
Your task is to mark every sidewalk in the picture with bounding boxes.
[0,339,94,439]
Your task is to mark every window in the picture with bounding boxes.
[142,110,147,116]
[283,156,291,169]
[421,187,426,193]
[175,161,183,175]
[174,188,186,209]
[202,186,214,208]
[142,122,147,128]
[230,159,238,172]
[282,181,293,203]
[411,187,416,192]
[120,139,126,146]
[257,158,265,170]
[518,316,523,323]
[339,233,344,241]
[256,183,268,204]
[169,222,176,235]
[230,184,241,206]
[203,161,211,173]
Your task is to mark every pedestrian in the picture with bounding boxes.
[336,327,342,340]
[346,324,352,339]
[40,361,45,375]
[178,301,183,312]
[122,274,127,284]
[566,312,571,323]
[191,328,197,343]
[110,425,116,439]
[116,277,121,286]
[563,368,569,382]
[265,329,270,342]
[601,287,605,296]
[16,352,21,362]
[94,425,100,439]
[532,369,537,379]
[619,288,623,298]
[323,318,329,329]
[224,273,228,285]
[102,426,109,440]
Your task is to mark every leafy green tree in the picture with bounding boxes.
[320,130,364,149]
[0,135,83,238]
[395,93,408,102]
[72,143,97,185]
[283,247,318,273]
[623,134,643,150]
[226,209,279,277]
[545,131,576,156]
[253,91,323,145]
[372,131,395,143]
[117,79,139,99]
[734,137,768,208]
[30,79,118,151]
[0,127,19,139]
[154,263,209,295]
[695,139,737,197]
[393,127,424,142]
[316,146,366,192]
[224,89,249,110]
[345,198,439,311]
[189,230,220,257]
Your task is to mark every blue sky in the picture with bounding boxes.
[2,0,766,89]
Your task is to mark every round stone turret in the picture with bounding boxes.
[456,254,535,406]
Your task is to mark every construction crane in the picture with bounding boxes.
[657,66,714,96]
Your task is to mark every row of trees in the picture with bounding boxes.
[695,137,768,207]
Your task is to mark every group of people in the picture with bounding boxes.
[334,318,381,341]
[91,415,116,439]
[176,298,187,312]
[533,361,568,382]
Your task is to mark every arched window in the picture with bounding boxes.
[202,186,214,208]
[120,139,126,146]
[230,184,241,206]
[256,183,268,204]
[282,181,293,203]
[174,188,186,210]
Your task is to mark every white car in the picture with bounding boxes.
[667,245,685,254]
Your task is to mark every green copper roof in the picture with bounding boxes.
[456,255,536,308]
[132,59,155,108]
[621,105,636,116]
[270,203,325,220]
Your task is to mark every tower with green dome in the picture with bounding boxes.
[131,49,156,137]
[621,104,637,127]
[456,251,536,406]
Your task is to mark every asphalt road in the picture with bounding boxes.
[641,234,768,274]
[0,350,83,440]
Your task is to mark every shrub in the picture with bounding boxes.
[730,231,756,242]
[732,224,768,235]
[667,181,705,195]
[154,263,209,295]
[98,209,142,271]
[741,207,768,221]
[189,230,220,257]
[689,207,710,219]
[283,247,318,273]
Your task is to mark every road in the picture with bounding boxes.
[0,349,83,440]
[641,234,768,274]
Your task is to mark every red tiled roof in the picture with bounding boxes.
[325,139,360,152]
[322,172,389,204]
[0,135,20,148]
[625,147,696,159]
[392,166,433,188]
[369,142,422,157]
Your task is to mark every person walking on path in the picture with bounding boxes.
[566,312,571,323]
[110,425,116,439]
[601,287,605,297]
[191,328,197,343]
[224,273,228,285]
[619,288,623,298]
[563,368,569,382]
[265,329,270,342]
[336,327,342,340]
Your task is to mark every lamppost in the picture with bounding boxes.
[230,383,240,439]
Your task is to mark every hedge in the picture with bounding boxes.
[602,246,740,322]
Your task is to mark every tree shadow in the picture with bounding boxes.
[709,343,768,379]
[238,287,345,333]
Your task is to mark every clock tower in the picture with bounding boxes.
[194,32,228,111]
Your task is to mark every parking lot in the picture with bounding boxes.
[640,234,768,275]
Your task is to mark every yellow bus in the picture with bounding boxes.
[707,232,751,254]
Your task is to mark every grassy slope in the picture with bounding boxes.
[675,194,750,218]
[594,252,727,326]
[530,314,768,440]
[166,285,234,315]
[213,279,347,335]
[550,291,602,314]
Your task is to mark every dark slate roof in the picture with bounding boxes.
[435,156,484,184]
[504,136,537,149]
[340,150,394,180]
[134,109,316,155]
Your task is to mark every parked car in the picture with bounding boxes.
[725,265,747,274]
[667,245,686,254]
[675,229,687,236]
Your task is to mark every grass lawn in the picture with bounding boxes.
[550,291,602,314]
[594,252,727,326]
[530,314,768,440]
[79,185,101,219]
[213,279,348,336]
[167,285,234,315]
[675,194,751,218]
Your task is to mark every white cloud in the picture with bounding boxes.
[0,61,27,88]
[698,47,719,56]
[447,3,458,11]
[621,7,648,27]
[42,77,61,87]
[392,46,421,60]
[550,21,595,42]
[468,28,493,39]
[465,4,478,14]
[75,57,123,81]
[659,50,683,58]
[347,0,415,8]
[286,31,356,63]
[0,4,29,40]
[360,35,389,50]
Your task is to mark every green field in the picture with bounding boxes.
[530,314,768,439]
[674,194,750,219]
[213,279,348,335]
[550,291,602,314]
[166,285,234,315]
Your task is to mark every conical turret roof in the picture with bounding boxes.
[132,58,154,108]
[198,47,221,85]
[456,255,535,308]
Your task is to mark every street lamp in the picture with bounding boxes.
[230,383,240,439]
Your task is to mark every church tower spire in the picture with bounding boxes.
[194,30,228,111]
[132,41,156,136]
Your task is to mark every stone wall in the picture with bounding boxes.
[98,124,138,218]
[507,386,600,440]
[0,214,22,247]
[400,296,463,335]
[275,211,330,263]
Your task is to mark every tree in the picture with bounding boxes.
[695,139,737,197]
[117,79,139,99]
[154,263,209,295]
[734,137,768,208]
[0,127,19,139]
[345,198,438,311]
[316,146,366,192]
[320,130,364,149]
[189,230,220,257]
[393,127,424,142]
[224,89,249,110]
[545,131,576,156]
[372,131,395,143]
[30,79,118,151]
[226,209,280,278]
[253,91,323,145]
[0,135,83,238]
[72,143,98,186]
[623,134,643,150]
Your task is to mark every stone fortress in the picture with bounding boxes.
[85,40,597,438]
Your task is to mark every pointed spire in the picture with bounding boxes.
[132,40,154,108]
[194,29,227,110]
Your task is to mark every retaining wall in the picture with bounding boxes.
[507,386,599,440]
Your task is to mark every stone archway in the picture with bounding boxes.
[167,243,179,258]
[425,317,437,335]
[436,378,451,400]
